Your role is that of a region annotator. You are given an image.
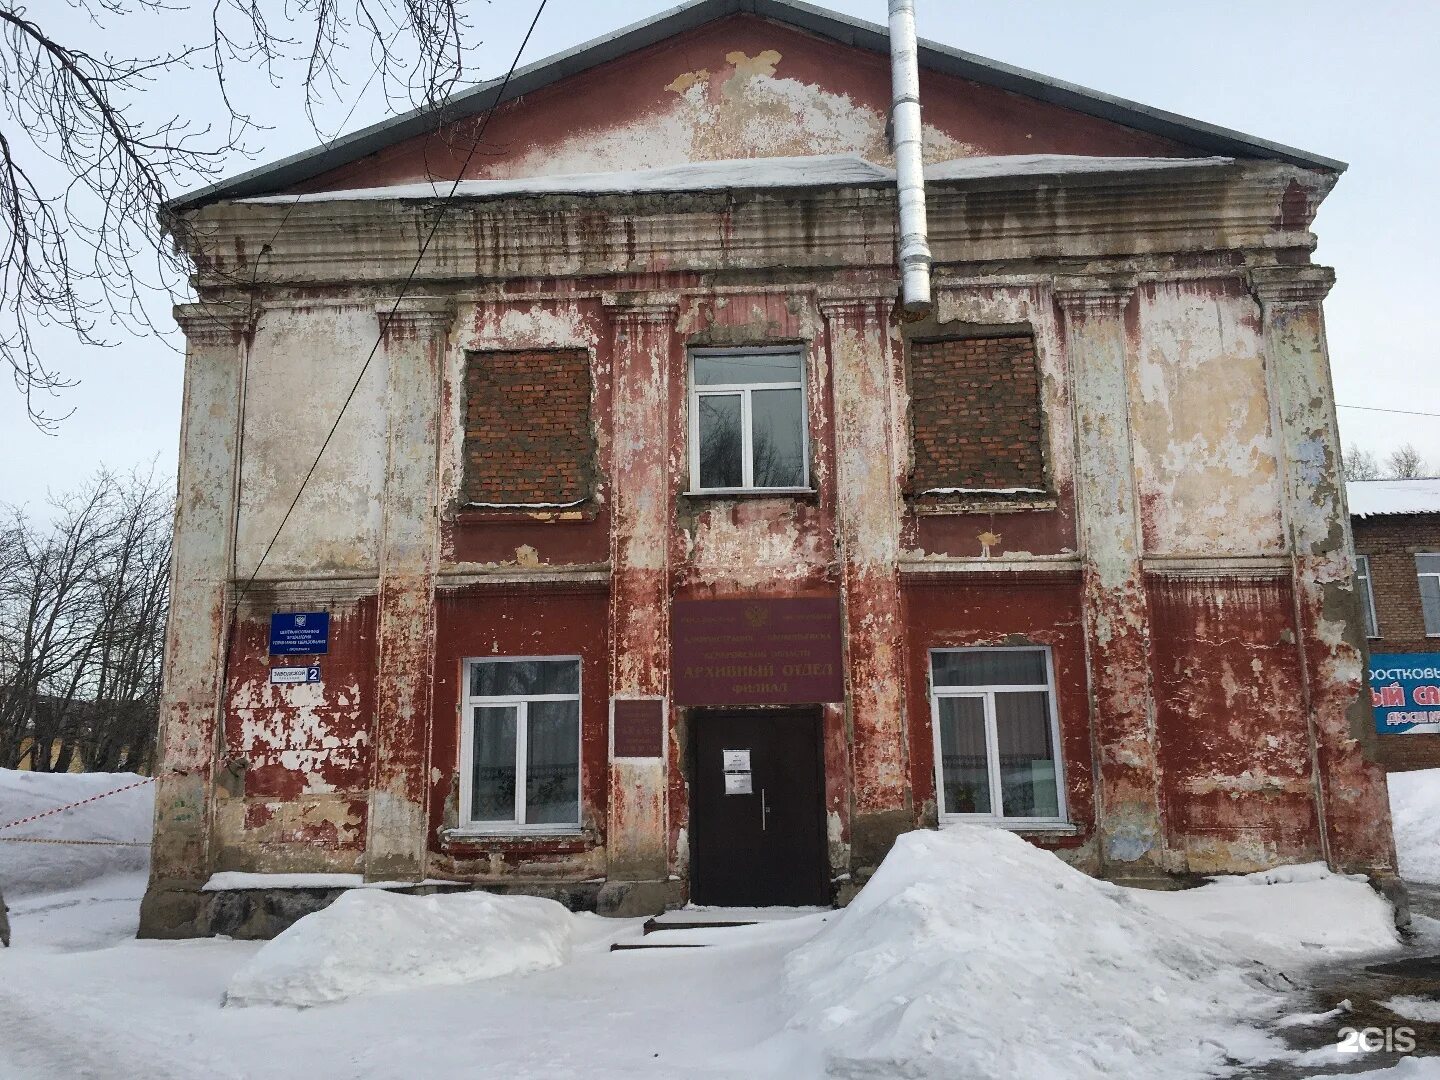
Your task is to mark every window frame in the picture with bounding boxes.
[1355,554,1381,639]
[458,655,583,834]
[928,645,1068,829]
[687,346,811,495]
[1418,553,1440,638]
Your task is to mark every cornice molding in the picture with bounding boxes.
[1247,265,1336,308]
[1053,276,1137,314]
[601,295,680,327]
[173,301,255,347]
[182,162,1323,292]
[376,296,456,338]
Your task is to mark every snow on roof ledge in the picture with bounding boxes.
[1347,478,1440,518]
[237,153,1235,205]
[925,153,1232,182]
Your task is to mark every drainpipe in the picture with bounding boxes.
[889,0,932,318]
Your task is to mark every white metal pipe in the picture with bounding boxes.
[889,0,932,317]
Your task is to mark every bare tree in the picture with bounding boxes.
[0,467,172,772]
[1385,443,1428,480]
[0,0,481,428]
[1342,445,1382,482]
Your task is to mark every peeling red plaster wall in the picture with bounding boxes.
[900,573,1095,867]
[1147,575,1322,873]
[428,584,610,880]
[218,597,377,870]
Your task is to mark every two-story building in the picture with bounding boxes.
[1351,478,1440,770]
[141,0,1397,937]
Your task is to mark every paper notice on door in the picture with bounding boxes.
[722,749,751,772]
[724,771,753,795]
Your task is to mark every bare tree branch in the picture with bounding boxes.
[0,0,482,428]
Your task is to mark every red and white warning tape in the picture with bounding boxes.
[0,836,151,846]
[0,776,156,833]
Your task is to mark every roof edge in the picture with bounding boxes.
[167,0,1345,215]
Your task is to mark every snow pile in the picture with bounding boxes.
[1131,862,1399,962]
[783,826,1287,1080]
[0,768,153,896]
[1388,769,1440,884]
[224,888,574,1008]
[1382,995,1440,1024]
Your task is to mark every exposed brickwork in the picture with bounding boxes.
[907,335,1046,493]
[1352,512,1440,769]
[463,349,595,506]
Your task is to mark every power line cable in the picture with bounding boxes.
[1337,403,1440,420]
[231,0,549,608]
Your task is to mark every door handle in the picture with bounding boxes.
[761,787,770,832]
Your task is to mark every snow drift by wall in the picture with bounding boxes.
[224,888,575,1007]
[782,825,1293,1080]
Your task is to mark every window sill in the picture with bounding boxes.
[682,488,819,502]
[941,819,1078,835]
[452,503,595,525]
[909,494,1058,516]
[439,828,594,856]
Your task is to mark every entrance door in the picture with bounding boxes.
[690,710,829,907]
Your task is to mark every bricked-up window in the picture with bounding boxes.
[463,350,594,507]
[908,335,1046,495]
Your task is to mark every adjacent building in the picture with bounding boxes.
[141,0,1397,937]
[1351,478,1440,769]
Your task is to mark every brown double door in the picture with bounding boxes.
[689,710,829,907]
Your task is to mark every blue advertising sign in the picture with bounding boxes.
[1369,653,1440,735]
[268,612,329,656]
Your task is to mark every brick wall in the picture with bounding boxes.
[907,335,1046,493]
[1352,512,1440,769]
[463,349,595,505]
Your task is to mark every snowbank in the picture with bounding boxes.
[1388,769,1440,884]
[224,888,574,1008]
[1131,863,1399,962]
[783,826,1288,1080]
[0,768,153,896]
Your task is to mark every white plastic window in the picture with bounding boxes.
[689,349,809,493]
[1356,555,1380,639]
[460,658,581,832]
[929,647,1067,826]
[1418,554,1440,637]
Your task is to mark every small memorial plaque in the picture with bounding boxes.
[612,698,665,759]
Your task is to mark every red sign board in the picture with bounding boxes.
[612,698,666,758]
[672,597,845,706]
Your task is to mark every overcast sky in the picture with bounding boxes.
[3,0,1435,512]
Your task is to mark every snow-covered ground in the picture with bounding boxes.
[0,768,1434,1079]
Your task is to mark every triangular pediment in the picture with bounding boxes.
[294,14,1197,195]
[172,0,1338,211]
